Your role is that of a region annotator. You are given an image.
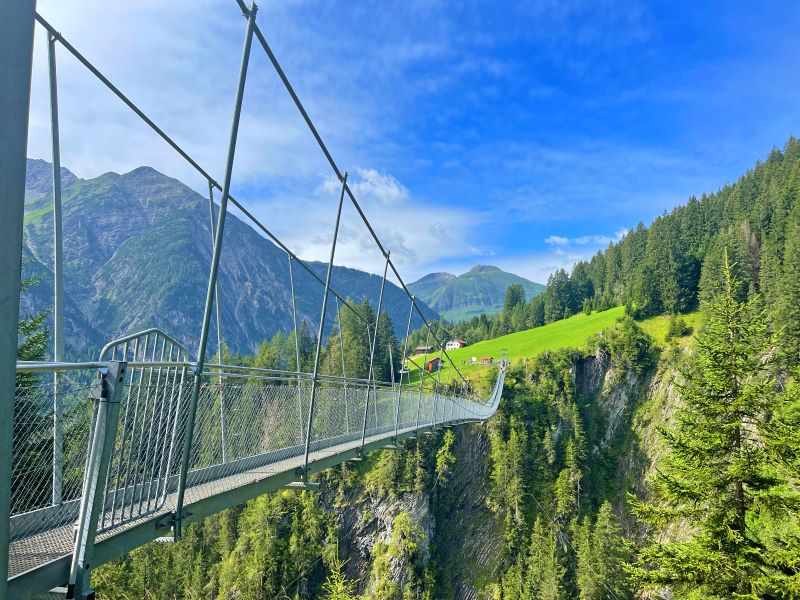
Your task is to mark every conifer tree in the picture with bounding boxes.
[630,253,792,597]
[504,284,526,312]
[322,554,357,600]
[522,517,564,600]
[587,502,631,599]
[779,202,800,362]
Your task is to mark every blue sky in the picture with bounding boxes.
[27,0,800,284]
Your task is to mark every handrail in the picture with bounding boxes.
[99,328,189,361]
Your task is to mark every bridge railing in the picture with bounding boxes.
[7,352,503,587]
[10,370,96,544]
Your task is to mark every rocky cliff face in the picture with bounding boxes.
[326,349,678,598]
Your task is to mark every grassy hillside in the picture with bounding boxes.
[406,306,703,387]
[638,310,703,347]
[406,306,626,385]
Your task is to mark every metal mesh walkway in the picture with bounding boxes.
[8,360,504,589]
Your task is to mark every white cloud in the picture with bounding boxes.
[236,167,478,281]
[545,230,626,248]
[545,235,570,246]
[350,168,409,206]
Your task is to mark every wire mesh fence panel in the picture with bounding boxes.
[93,329,191,533]
[184,375,313,503]
[345,385,368,441]
[8,373,96,579]
[10,378,94,537]
[6,355,501,582]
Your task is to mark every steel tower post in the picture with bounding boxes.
[360,252,390,451]
[0,1,36,594]
[175,1,258,539]
[394,296,414,440]
[288,254,304,443]
[302,173,348,477]
[47,31,66,506]
[207,182,227,463]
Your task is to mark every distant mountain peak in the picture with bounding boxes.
[25,158,80,200]
[409,264,545,322]
[21,158,440,357]
[415,272,456,283]
[467,264,501,274]
[128,165,162,177]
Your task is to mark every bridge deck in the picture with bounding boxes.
[8,363,504,600]
[9,421,437,581]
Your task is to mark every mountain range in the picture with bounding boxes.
[408,265,545,322]
[20,159,438,360]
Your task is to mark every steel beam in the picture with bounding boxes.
[360,253,390,451]
[302,173,348,477]
[394,296,414,440]
[415,327,432,428]
[67,362,127,599]
[0,1,36,595]
[207,183,227,463]
[432,345,444,431]
[335,299,349,433]
[288,255,303,443]
[175,1,258,539]
[48,32,65,506]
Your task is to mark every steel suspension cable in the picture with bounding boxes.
[36,6,474,395]
[32,11,371,333]
[234,5,473,392]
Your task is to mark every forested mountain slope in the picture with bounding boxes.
[554,136,800,330]
[409,265,544,322]
[409,136,800,360]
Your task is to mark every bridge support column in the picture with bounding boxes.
[175,1,258,539]
[207,182,227,464]
[67,361,127,600]
[393,296,415,441]
[0,1,36,595]
[335,299,349,434]
[414,327,432,432]
[288,255,303,444]
[432,345,443,432]
[360,252,390,453]
[48,31,66,506]
[301,172,348,478]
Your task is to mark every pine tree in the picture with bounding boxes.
[630,253,792,597]
[575,517,595,599]
[779,202,800,362]
[504,284,526,313]
[523,517,564,600]
[587,502,631,599]
[321,554,357,600]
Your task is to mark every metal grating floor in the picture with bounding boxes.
[8,423,426,581]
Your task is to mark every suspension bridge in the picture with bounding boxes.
[1,2,505,599]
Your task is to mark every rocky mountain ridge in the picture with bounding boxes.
[21,159,437,359]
